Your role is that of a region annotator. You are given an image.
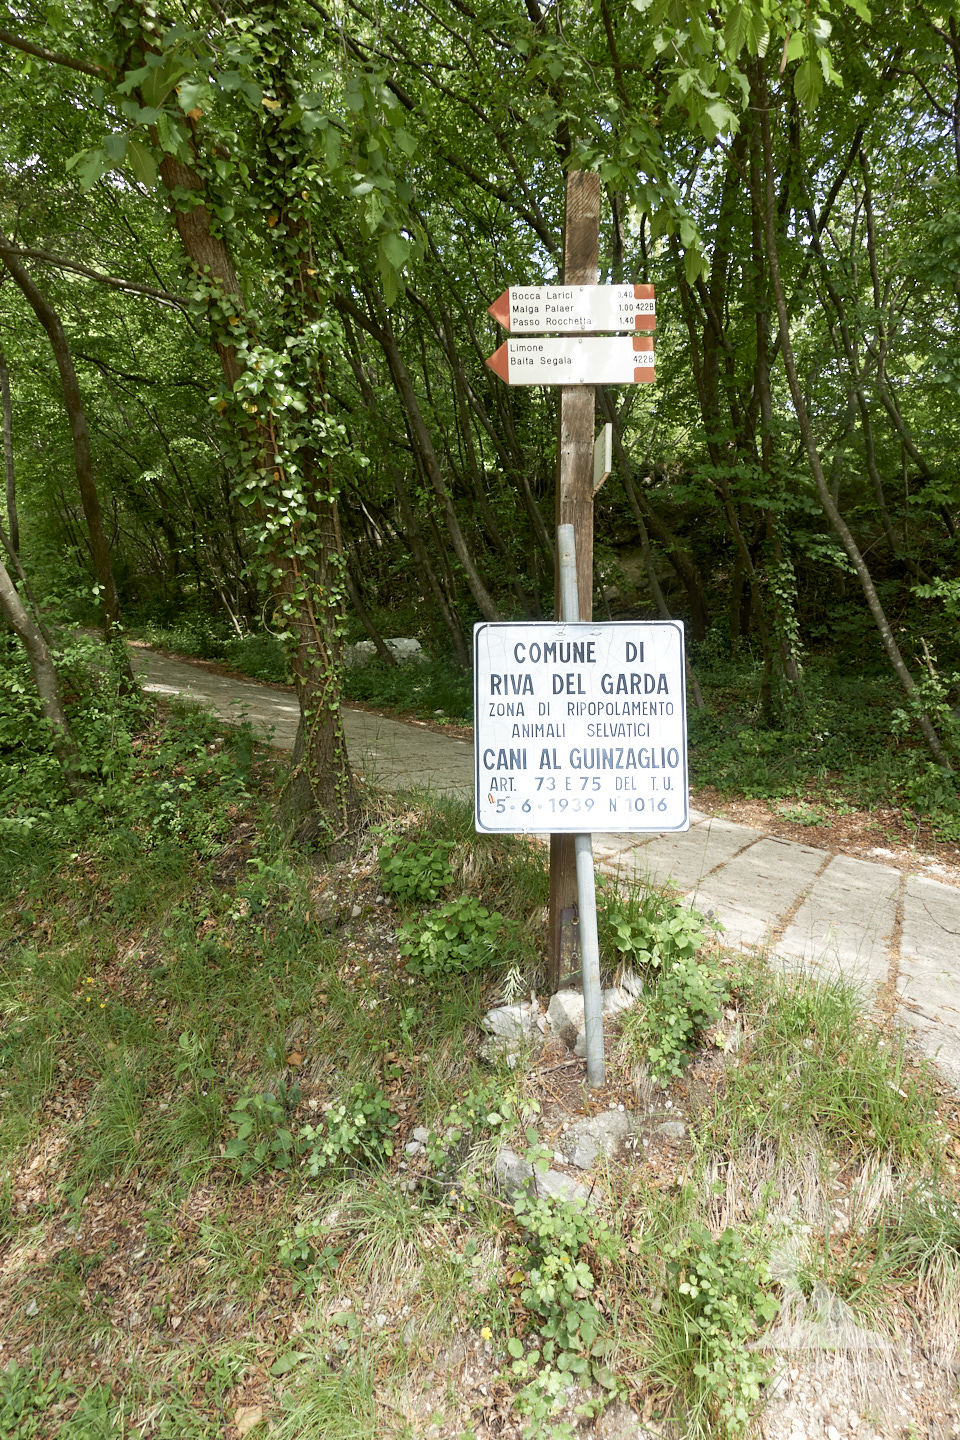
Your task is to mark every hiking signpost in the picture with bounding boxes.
[487,283,656,334]
[478,171,686,1087]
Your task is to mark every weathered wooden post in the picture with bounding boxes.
[549,170,601,993]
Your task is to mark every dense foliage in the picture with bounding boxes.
[1,0,960,829]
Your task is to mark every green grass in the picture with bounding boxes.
[342,656,473,726]
[2,702,959,1439]
[699,969,942,1164]
[686,645,960,839]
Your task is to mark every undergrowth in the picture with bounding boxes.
[1,705,958,1440]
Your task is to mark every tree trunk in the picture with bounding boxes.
[344,563,397,667]
[755,63,953,769]
[0,349,18,555]
[0,550,81,789]
[139,94,357,843]
[342,292,503,623]
[0,235,136,692]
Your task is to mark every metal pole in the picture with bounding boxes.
[557,524,605,1087]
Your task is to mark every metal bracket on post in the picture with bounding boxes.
[558,903,580,983]
[557,523,605,1088]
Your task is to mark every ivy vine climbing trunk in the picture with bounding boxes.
[110,3,360,847]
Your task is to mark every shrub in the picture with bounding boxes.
[398,895,514,982]
[378,833,455,905]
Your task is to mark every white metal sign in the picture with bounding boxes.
[474,621,688,834]
[486,336,654,386]
[488,284,656,334]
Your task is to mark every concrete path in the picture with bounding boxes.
[132,647,474,796]
[132,646,960,1089]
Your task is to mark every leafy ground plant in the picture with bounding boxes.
[300,1081,398,1175]
[505,1180,622,1435]
[628,954,727,1082]
[398,894,515,982]
[662,1226,778,1439]
[377,831,455,905]
[226,1082,301,1179]
[600,881,726,1080]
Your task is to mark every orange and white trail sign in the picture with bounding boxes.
[488,283,655,334]
[486,335,654,386]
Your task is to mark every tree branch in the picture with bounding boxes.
[0,28,110,78]
[2,245,187,306]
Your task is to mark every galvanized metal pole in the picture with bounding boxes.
[557,524,605,1088]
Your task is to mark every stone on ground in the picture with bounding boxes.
[559,1110,635,1169]
[493,1148,594,1206]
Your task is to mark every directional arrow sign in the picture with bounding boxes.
[488,283,655,334]
[486,336,654,386]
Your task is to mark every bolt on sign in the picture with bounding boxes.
[474,620,688,834]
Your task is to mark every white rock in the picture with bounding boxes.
[344,637,427,670]
[601,985,636,1016]
[546,989,584,1039]
[385,638,427,663]
[560,1110,635,1169]
[482,1000,541,1040]
[493,1147,594,1206]
[656,1120,687,1141]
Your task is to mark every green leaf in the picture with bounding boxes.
[380,229,410,270]
[794,56,822,113]
[126,137,157,188]
[507,1337,524,1358]
[177,79,203,113]
[103,132,128,163]
[68,148,110,192]
[269,1351,308,1376]
[323,126,341,169]
[724,3,748,58]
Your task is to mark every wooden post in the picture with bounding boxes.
[548,170,601,993]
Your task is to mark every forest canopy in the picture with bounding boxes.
[2,0,960,839]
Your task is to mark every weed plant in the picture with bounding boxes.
[598,878,726,1080]
[377,832,455,904]
[702,972,940,1163]
[659,1226,777,1439]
